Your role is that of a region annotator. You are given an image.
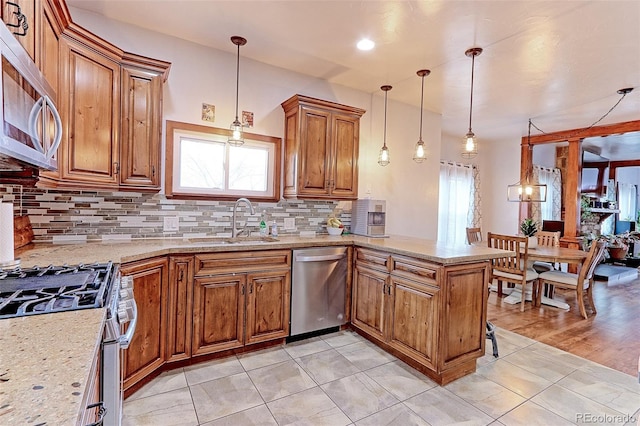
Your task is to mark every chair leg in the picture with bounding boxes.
[520,280,526,312]
[577,287,588,319]
[486,321,498,358]
[586,279,597,315]
[497,279,503,296]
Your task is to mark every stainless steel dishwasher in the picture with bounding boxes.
[290,246,348,336]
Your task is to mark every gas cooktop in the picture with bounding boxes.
[0,262,116,319]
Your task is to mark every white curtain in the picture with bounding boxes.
[437,161,477,246]
[618,182,637,221]
[531,165,562,226]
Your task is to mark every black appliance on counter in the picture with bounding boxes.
[0,262,137,426]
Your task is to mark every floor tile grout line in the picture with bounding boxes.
[124,329,638,425]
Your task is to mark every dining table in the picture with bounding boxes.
[527,245,588,265]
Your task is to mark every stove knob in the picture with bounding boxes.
[120,276,134,289]
[120,288,132,299]
[117,306,129,322]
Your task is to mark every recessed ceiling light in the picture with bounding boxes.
[357,38,375,51]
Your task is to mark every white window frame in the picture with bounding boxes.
[165,121,281,201]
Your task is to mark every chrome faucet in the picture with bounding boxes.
[232,197,256,238]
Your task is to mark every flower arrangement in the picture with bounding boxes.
[519,218,538,237]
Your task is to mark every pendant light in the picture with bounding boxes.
[507,119,547,202]
[413,69,431,163]
[378,85,392,166]
[461,47,482,159]
[228,36,247,146]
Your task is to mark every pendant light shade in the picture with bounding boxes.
[507,119,547,202]
[378,85,392,166]
[414,69,430,163]
[228,36,247,147]
[461,47,482,159]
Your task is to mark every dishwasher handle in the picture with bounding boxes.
[296,253,346,262]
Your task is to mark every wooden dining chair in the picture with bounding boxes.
[466,227,482,245]
[487,233,539,312]
[536,241,606,319]
[532,230,561,273]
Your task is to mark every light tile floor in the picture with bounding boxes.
[122,328,640,426]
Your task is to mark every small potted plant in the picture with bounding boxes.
[598,231,640,261]
[520,218,538,248]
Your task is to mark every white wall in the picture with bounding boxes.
[69,8,442,239]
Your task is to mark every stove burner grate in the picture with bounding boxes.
[0,262,115,319]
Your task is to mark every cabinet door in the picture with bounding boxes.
[245,269,290,345]
[192,274,245,356]
[2,0,37,61]
[298,105,332,197]
[120,257,168,392]
[351,263,388,340]
[39,0,59,98]
[330,113,359,199]
[440,263,488,369]
[120,66,162,188]
[388,276,438,369]
[59,36,120,186]
[166,256,194,363]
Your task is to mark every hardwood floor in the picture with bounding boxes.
[487,274,640,377]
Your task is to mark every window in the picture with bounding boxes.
[165,121,281,201]
[437,161,479,246]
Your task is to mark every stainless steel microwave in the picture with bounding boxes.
[0,22,61,171]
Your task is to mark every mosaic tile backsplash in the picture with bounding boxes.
[0,185,351,244]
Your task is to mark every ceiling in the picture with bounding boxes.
[66,0,640,146]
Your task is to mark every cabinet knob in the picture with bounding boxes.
[113,162,120,174]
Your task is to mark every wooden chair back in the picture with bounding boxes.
[466,227,482,245]
[486,232,528,275]
[579,241,607,283]
[536,230,560,247]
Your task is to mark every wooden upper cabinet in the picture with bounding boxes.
[281,95,365,200]
[1,0,37,61]
[120,59,166,189]
[58,34,120,186]
[39,0,61,100]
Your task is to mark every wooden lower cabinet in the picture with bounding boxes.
[245,270,291,345]
[123,250,291,393]
[192,273,246,356]
[351,263,387,340]
[352,248,489,385]
[77,336,102,425]
[388,275,438,370]
[120,257,168,392]
[192,251,291,356]
[166,256,194,362]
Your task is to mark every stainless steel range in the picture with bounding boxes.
[0,262,137,426]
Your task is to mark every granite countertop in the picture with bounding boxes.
[0,308,106,426]
[2,234,510,425]
[15,234,510,268]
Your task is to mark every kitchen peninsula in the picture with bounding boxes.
[5,235,510,425]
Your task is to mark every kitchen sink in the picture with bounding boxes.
[187,236,279,245]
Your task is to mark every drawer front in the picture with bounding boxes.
[392,254,439,287]
[355,248,391,273]
[195,250,291,276]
